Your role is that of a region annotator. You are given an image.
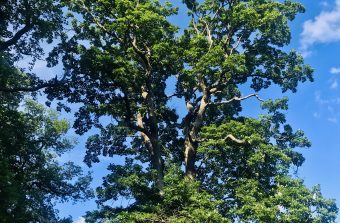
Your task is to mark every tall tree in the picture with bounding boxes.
[47,0,181,193]
[46,0,338,222]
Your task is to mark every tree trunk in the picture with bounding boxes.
[150,138,164,193]
[184,134,196,179]
[131,36,164,193]
[184,90,209,179]
[138,84,164,193]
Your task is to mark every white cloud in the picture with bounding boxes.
[330,67,340,74]
[300,0,340,53]
[74,217,85,223]
[331,79,338,89]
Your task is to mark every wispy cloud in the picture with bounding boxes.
[330,79,338,89]
[328,117,338,123]
[320,1,330,8]
[330,67,340,74]
[300,0,340,55]
[315,91,340,105]
[314,91,340,123]
[313,112,321,118]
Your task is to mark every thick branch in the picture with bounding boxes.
[209,71,231,94]
[0,23,34,51]
[131,36,145,55]
[191,16,200,35]
[130,35,152,75]
[137,112,153,154]
[0,75,67,93]
[121,88,151,137]
[184,77,209,179]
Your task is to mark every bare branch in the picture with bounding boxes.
[208,93,264,106]
[191,16,200,35]
[224,28,235,52]
[204,21,213,50]
[131,36,145,55]
[229,34,243,56]
[120,87,151,137]
[167,93,181,99]
[198,134,246,144]
[136,111,154,155]
[208,70,232,95]
[211,5,223,21]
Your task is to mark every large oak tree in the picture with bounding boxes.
[15,0,338,222]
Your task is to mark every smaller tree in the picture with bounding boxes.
[1,1,94,221]
[0,57,93,222]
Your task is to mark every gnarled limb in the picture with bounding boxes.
[224,134,246,144]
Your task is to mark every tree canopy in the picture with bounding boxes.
[0,0,338,222]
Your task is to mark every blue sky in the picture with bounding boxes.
[48,0,340,222]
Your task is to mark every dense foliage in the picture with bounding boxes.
[0,0,338,222]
